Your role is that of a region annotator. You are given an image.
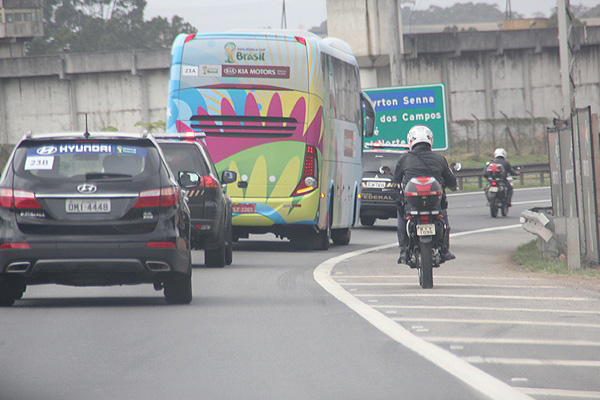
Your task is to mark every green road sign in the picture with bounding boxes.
[364,83,448,151]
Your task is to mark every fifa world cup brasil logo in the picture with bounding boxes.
[224,42,236,63]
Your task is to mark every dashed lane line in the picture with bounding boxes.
[520,387,600,399]
[356,293,594,301]
[424,337,600,347]
[313,225,534,400]
[464,356,600,367]
[392,317,600,329]
[373,305,600,315]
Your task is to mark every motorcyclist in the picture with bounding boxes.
[484,148,519,206]
[393,125,458,265]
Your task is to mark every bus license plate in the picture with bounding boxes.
[233,203,256,214]
[488,186,499,192]
[66,199,111,213]
[417,224,435,236]
[366,181,386,189]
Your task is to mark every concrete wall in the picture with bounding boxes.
[2,23,600,154]
[0,49,170,144]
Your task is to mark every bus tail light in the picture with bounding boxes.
[291,145,318,197]
[295,36,306,45]
[184,34,196,42]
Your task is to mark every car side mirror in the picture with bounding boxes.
[450,162,462,172]
[221,170,237,184]
[178,171,201,189]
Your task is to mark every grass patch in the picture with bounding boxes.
[513,240,600,275]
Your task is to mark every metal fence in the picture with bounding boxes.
[544,107,600,268]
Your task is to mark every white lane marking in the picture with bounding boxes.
[511,377,529,383]
[520,387,600,398]
[340,282,561,289]
[356,293,593,301]
[392,317,600,329]
[424,337,600,347]
[313,241,534,400]
[464,356,600,367]
[512,200,551,205]
[337,275,548,281]
[374,305,600,315]
[453,224,522,237]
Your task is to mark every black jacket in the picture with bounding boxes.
[484,157,519,178]
[393,144,457,191]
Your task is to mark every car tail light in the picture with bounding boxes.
[1,242,30,249]
[0,188,42,209]
[200,175,219,188]
[134,186,180,208]
[291,145,318,197]
[146,241,176,248]
[491,182,497,186]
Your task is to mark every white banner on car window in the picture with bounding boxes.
[25,156,54,170]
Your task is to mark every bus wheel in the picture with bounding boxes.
[332,228,351,245]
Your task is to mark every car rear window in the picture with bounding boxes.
[159,142,210,176]
[13,140,160,181]
[362,152,401,173]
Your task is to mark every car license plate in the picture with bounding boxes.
[366,181,386,189]
[416,224,435,236]
[232,203,256,214]
[66,199,111,213]
[488,186,499,192]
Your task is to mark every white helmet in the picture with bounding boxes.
[407,125,433,150]
[494,148,507,158]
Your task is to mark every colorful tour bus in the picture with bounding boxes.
[167,30,375,249]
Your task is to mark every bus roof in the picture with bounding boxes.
[185,30,357,66]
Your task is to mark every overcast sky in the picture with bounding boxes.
[144,1,600,32]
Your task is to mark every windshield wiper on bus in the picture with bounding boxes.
[85,172,132,180]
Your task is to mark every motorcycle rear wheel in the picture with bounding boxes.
[418,241,434,289]
[490,203,498,218]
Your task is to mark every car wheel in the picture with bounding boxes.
[163,273,192,305]
[225,221,233,266]
[205,245,226,268]
[0,276,22,307]
[331,228,351,245]
[360,216,375,226]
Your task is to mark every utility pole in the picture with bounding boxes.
[389,0,404,86]
[280,0,287,29]
[557,0,575,118]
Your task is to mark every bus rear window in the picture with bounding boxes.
[180,38,309,92]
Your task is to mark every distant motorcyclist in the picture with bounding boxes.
[484,148,519,206]
[393,125,458,265]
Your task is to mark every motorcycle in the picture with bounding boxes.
[484,163,510,218]
[402,163,461,289]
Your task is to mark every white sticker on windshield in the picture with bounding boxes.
[25,156,54,170]
[182,65,199,76]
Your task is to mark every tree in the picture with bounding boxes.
[27,0,196,55]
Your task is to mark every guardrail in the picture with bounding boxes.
[454,162,550,190]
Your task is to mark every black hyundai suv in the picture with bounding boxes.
[360,148,404,226]
[157,135,236,268]
[0,132,194,306]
